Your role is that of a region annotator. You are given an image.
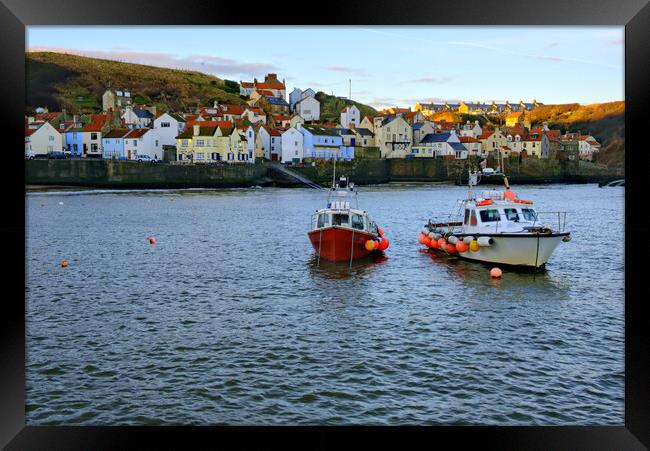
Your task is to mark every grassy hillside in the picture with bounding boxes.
[315,92,378,123]
[26,52,245,114]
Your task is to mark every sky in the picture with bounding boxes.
[27,26,624,109]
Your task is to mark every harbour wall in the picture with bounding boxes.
[25,157,624,189]
[26,159,269,189]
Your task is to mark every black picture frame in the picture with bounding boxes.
[2,0,648,448]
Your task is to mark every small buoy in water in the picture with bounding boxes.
[60,260,68,268]
[58,201,64,205]
[365,240,376,251]
[490,267,503,278]
[148,236,156,245]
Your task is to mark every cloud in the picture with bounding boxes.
[545,42,559,48]
[28,46,279,78]
[537,56,563,62]
[324,65,367,76]
[407,76,452,84]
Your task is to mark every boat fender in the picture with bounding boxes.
[428,232,435,239]
[421,226,429,234]
[477,236,494,247]
[365,240,376,251]
[456,241,469,253]
[562,235,572,242]
[378,237,389,251]
[433,233,441,240]
[463,236,475,244]
[418,233,426,244]
[469,240,480,252]
[448,236,459,244]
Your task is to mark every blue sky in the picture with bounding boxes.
[27,26,624,108]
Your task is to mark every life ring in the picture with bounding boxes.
[476,199,493,206]
[513,199,533,204]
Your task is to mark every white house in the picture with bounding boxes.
[460,120,483,138]
[242,107,266,124]
[25,121,62,156]
[412,122,436,145]
[257,126,282,160]
[153,112,187,147]
[412,129,468,159]
[340,105,360,129]
[281,127,304,163]
[295,96,320,122]
[375,114,412,158]
[122,106,155,127]
[124,128,163,161]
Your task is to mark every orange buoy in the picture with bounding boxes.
[60,260,68,268]
[429,238,439,249]
[456,241,469,253]
[476,199,493,206]
[446,243,457,253]
[378,237,389,251]
[490,267,503,278]
[503,189,516,201]
[437,238,447,249]
[365,240,376,251]
[418,233,426,244]
[148,236,156,245]
[423,236,431,246]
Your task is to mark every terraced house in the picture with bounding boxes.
[175,124,249,163]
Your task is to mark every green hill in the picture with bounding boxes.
[26,51,245,114]
[315,92,378,123]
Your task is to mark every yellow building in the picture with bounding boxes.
[478,128,509,155]
[176,124,249,163]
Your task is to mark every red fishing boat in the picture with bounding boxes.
[308,175,389,263]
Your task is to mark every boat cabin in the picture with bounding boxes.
[461,199,539,234]
[311,207,377,234]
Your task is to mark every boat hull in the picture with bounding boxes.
[308,226,377,262]
[431,233,569,268]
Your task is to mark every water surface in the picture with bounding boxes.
[26,183,624,425]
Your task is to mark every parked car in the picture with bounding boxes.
[48,150,71,159]
[136,154,158,163]
[25,150,36,160]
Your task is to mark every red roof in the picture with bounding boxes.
[83,114,110,132]
[240,82,254,88]
[25,127,38,137]
[244,107,264,114]
[187,120,234,129]
[271,115,291,121]
[256,89,275,97]
[220,105,246,115]
[478,131,494,140]
[264,126,281,136]
[255,82,285,90]
[126,128,150,138]
[34,112,62,123]
[459,136,480,143]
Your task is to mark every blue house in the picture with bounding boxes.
[101,128,130,159]
[300,125,354,160]
[64,127,85,157]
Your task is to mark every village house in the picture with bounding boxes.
[460,120,483,138]
[459,136,482,157]
[257,126,283,161]
[412,122,437,145]
[153,112,187,147]
[242,107,266,124]
[412,129,467,159]
[25,121,63,157]
[214,126,249,163]
[478,127,509,156]
[336,128,357,146]
[123,128,163,161]
[289,113,305,129]
[505,126,527,155]
[82,114,111,158]
[251,95,290,116]
[289,87,317,112]
[241,73,287,99]
[280,127,304,163]
[402,110,425,125]
[340,105,361,129]
[359,116,376,133]
[300,125,354,161]
[375,114,412,159]
[522,131,550,159]
[294,95,320,122]
[239,81,255,97]
[64,123,85,157]
[174,125,218,163]
[102,88,131,112]
[102,129,130,160]
[122,105,155,128]
[351,128,375,147]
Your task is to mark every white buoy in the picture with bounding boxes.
[477,236,494,247]
[421,227,429,234]
[433,233,441,240]
[428,232,435,239]
[463,236,475,244]
[448,236,458,244]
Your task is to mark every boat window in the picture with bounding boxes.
[522,208,538,222]
[504,208,520,222]
[470,210,477,226]
[479,209,500,222]
[351,213,365,230]
[332,214,350,226]
[317,213,330,228]
[464,209,470,225]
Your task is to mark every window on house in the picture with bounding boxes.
[196,152,204,160]
[91,133,97,140]
[161,122,170,127]
[196,139,204,147]
[182,140,188,147]
[49,135,54,141]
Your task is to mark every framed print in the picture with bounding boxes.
[2,0,649,448]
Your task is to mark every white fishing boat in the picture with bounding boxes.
[418,166,571,269]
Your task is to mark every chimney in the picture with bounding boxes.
[193,124,200,136]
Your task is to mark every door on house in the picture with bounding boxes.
[351,138,356,146]
[128,150,131,160]
[271,153,278,161]
[83,143,88,155]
